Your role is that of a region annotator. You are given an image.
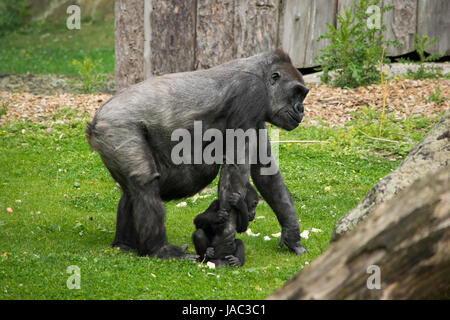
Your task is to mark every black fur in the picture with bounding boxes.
[87,50,309,259]
[192,183,259,267]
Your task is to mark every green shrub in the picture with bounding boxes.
[425,85,447,104]
[414,34,442,63]
[315,0,397,88]
[73,58,106,93]
[402,34,443,80]
[0,0,31,36]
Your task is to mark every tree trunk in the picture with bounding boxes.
[114,0,145,91]
[268,167,450,300]
[148,0,197,76]
[332,110,450,241]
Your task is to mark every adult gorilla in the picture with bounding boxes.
[87,49,309,259]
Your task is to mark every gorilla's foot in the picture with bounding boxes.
[277,229,307,256]
[288,243,307,256]
[112,243,135,252]
[156,244,199,261]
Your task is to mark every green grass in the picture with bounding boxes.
[0,18,114,76]
[0,114,421,300]
[0,7,442,300]
[0,18,440,297]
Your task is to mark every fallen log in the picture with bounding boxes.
[332,110,450,241]
[268,167,450,299]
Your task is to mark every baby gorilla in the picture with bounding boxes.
[192,184,259,267]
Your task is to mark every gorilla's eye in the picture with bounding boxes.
[270,72,281,84]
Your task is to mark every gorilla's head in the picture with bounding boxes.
[265,50,309,131]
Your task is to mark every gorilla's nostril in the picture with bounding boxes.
[294,101,304,114]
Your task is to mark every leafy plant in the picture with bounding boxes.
[315,0,397,88]
[0,103,7,118]
[73,58,106,93]
[424,85,447,104]
[404,34,443,79]
[405,64,442,80]
[378,47,387,137]
[0,0,31,36]
[414,34,442,63]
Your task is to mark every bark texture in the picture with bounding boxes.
[269,167,450,300]
[114,0,145,91]
[333,111,450,241]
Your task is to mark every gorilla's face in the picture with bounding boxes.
[266,62,309,131]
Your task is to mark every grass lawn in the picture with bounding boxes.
[0,18,114,76]
[0,115,414,299]
[0,14,443,300]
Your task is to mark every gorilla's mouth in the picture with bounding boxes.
[287,101,304,124]
[271,102,305,131]
[287,109,302,123]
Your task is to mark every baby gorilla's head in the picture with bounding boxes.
[244,184,259,222]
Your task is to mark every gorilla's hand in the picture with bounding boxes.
[205,247,215,259]
[217,209,230,223]
[228,192,241,207]
[225,255,241,266]
[156,244,199,260]
[277,228,307,256]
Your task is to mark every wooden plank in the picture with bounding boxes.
[337,0,420,56]
[337,0,356,17]
[280,0,337,68]
[148,0,196,75]
[196,0,235,69]
[417,0,450,56]
[234,0,280,59]
[383,0,418,56]
[114,0,145,91]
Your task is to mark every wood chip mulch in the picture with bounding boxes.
[0,79,448,127]
[305,79,449,126]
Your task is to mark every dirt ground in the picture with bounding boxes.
[0,73,115,95]
[0,78,449,127]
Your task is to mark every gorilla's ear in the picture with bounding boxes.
[270,72,281,85]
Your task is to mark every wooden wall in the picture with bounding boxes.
[115,0,450,90]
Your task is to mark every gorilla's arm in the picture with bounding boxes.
[192,200,222,260]
[193,200,220,232]
[250,124,307,255]
[192,229,211,260]
[228,193,250,233]
[232,239,245,266]
[224,239,245,267]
